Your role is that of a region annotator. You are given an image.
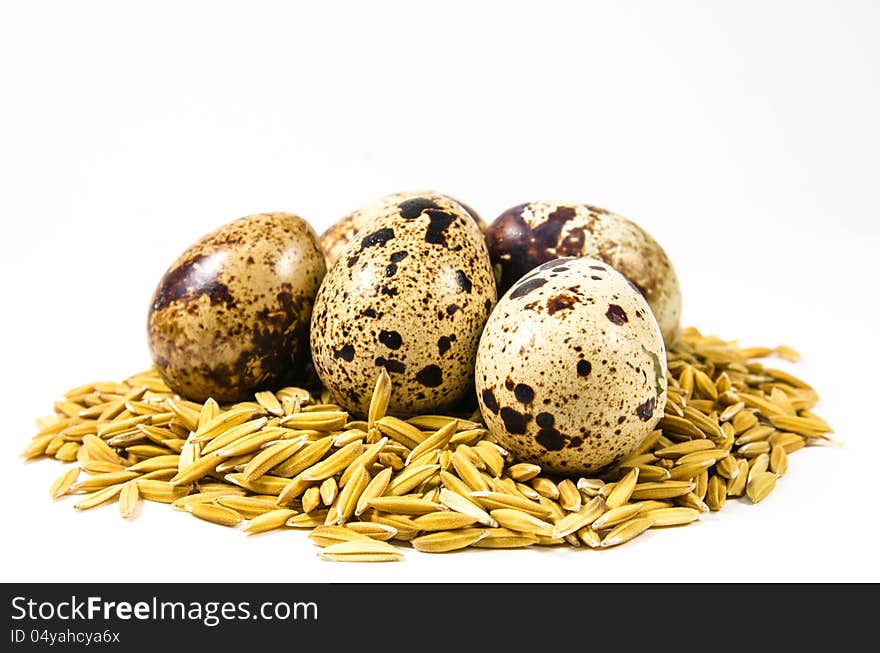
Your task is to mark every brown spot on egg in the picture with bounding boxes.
[378,330,402,350]
[557,226,585,256]
[509,277,546,299]
[606,304,628,325]
[636,397,656,421]
[333,344,355,362]
[398,197,441,219]
[577,360,592,377]
[536,412,555,427]
[360,228,395,249]
[481,388,500,414]
[455,270,472,293]
[151,253,237,312]
[500,407,529,434]
[532,205,576,250]
[546,294,576,315]
[513,383,534,404]
[375,357,406,374]
[424,210,456,246]
[536,427,565,451]
[437,336,452,355]
[415,365,443,387]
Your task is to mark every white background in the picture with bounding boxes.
[1,1,877,583]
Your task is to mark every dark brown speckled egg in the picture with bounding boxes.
[485,202,682,346]
[475,257,667,475]
[321,190,486,270]
[147,212,326,402]
[311,193,496,417]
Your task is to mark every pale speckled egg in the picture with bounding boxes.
[310,194,496,417]
[147,212,326,403]
[321,190,487,270]
[485,201,682,345]
[475,256,667,475]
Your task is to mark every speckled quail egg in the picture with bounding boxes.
[147,212,326,402]
[311,193,496,417]
[321,190,487,269]
[475,256,667,475]
[485,202,682,345]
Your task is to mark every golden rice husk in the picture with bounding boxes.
[24,326,831,560]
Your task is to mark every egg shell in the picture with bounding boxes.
[485,202,682,345]
[147,212,326,403]
[475,256,667,475]
[321,190,486,270]
[311,193,497,417]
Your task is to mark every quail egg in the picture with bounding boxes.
[475,256,667,475]
[147,212,326,402]
[485,202,682,345]
[311,193,496,417]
